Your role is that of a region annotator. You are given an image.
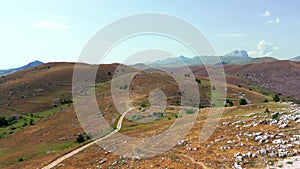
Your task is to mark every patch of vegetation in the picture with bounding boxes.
[60,98,73,105]
[286,161,293,165]
[0,117,8,127]
[0,105,68,139]
[239,98,248,105]
[17,157,24,162]
[95,81,108,87]
[226,99,234,107]
[153,112,163,118]
[195,78,201,84]
[140,102,147,108]
[273,94,280,102]
[272,112,280,120]
[129,114,145,122]
[264,108,270,113]
[29,118,35,125]
[76,134,85,143]
[185,109,195,114]
[111,124,117,130]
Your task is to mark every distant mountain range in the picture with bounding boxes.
[290,56,300,62]
[0,60,44,76]
[144,50,281,67]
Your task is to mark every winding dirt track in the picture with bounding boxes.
[42,108,133,169]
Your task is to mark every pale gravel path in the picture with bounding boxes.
[42,108,133,169]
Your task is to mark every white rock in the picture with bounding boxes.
[272,139,282,144]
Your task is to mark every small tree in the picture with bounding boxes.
[140,102,147,108]
[76,134,85,143]
[18,157,24,162]
[0,117,8,127]
[272,112,279,120]
[239,98,248,105]
[29,118,34,125]
[273,94,280,102]
[264,108,270,113]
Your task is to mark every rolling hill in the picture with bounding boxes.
[0,60,44,76]
[0,61,298,169]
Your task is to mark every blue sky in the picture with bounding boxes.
[1,0,299,68]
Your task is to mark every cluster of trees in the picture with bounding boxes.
[0,115,34,129]
[239,98,248,105]
[195,78,201,84]
[60,98,73,105]
[76,134,91,143]
[226,99,234,107]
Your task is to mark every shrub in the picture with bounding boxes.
[29,118,35,125]
[185,109,195,114]
[265,108,270,113]
[123,84,128,90]
[129,114,145,121]
[226,99,234,107]
[0,117,8,127]
[86,135,92,140]
[18,157,24,162]
[22,122,28,127]
[263,99,269,103]
[239,98,248,105]
[273,94,280,102]
[195,79,201,84]
[76,134,85,143]
[7,116,18,125]
[60,98,73,105]
[272,112,279,120]
[140,102,147,108]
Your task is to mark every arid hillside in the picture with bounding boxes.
[0,61,298,169]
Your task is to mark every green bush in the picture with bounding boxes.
[60,98,73,105]
[265,108,270,113]
[0,116,8,127]
[226,99,234,107]
[263,99,269,103]
[185,109,195,114]
[239,98,248,105]
[273,94,280,102]
[18,157,24,162]
[129,114,145,121]
[140,102,147,108]
[29,118,35,125]
[76,134,85,143]
[272,112,279,120]
[195,78,201,84]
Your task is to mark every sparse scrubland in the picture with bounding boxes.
[0,62,299,169]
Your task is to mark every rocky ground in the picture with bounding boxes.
[220,102,300,169]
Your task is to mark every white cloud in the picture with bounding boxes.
[35,20,71,30]
[249,40,278,58]
[217,33,245,37]
[262,11,271,17]
[268,18,280,24]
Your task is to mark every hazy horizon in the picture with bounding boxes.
[1,1,300,69]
